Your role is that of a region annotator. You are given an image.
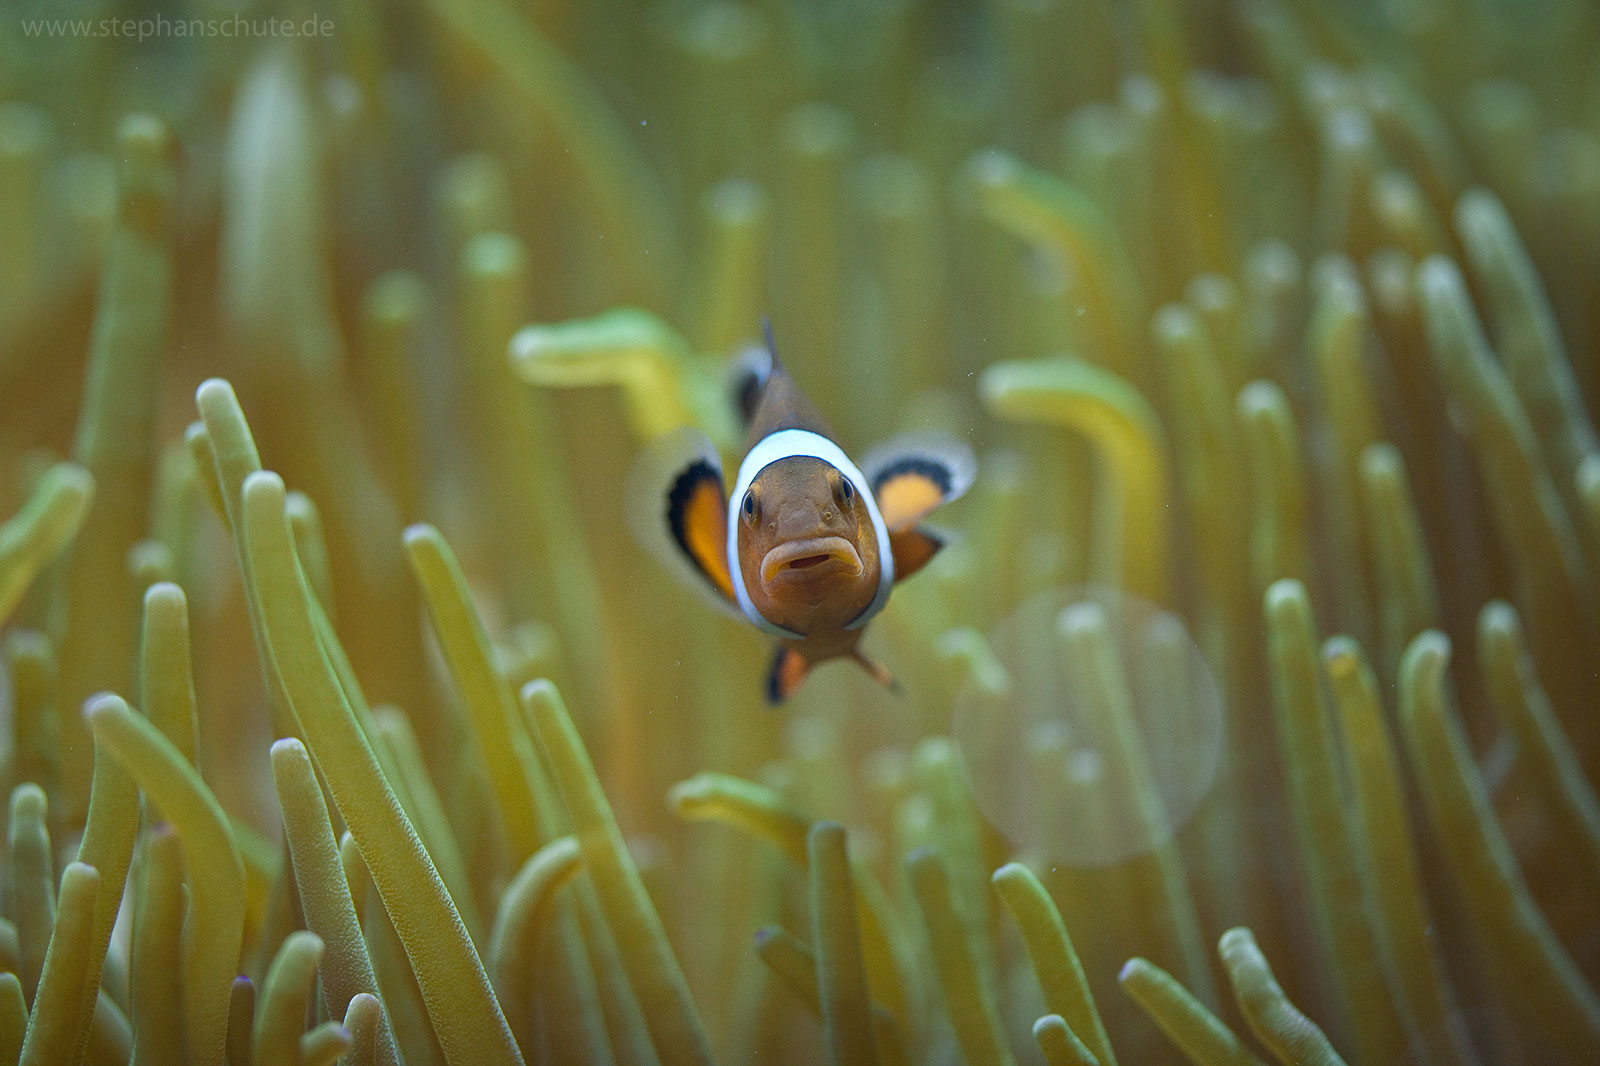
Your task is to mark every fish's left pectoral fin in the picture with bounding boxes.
[625,427,740,614]
[889,526,945,583]
[766,646,811,704]
[861,433,976,532]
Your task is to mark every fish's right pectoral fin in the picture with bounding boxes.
[766,646,811,704]
[625,427,740,615]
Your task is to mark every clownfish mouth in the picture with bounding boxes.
[760,536,863,590]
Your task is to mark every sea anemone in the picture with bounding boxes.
[1,0,1598,1064]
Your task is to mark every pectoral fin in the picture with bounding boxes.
[888,527,945,583]
[667,461,735,601]
[625,428,738,612]
[861,433,976,532]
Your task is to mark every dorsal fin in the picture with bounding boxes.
[728,342,773,430]
[737,319,835,446]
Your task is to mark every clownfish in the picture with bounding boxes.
[629,324,974,702]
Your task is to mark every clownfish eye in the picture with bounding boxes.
[834,472,855,508]
[741,489,758,526]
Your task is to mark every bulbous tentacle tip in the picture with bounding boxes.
[401,523,438,549]
[806,819,846,845]
[1321,634,1362,673]
[1217,926,1254,955]
[1453,185,1506,235]
[45,460,94,500]
[1152,301,1201,341]
[116,113,174,160]
[1404,629,1452,668]
[1236,378,1284,419]
[1264,576,1310,617]
[195,377,238,410]
[665,774,714,812]
[1476,598,1519,638]
[268,737,308,760]
[1579,453,1600,492]
[242,470,287,500]
[990,861,1026,887]
[519,677,560,708]
[142,580,186,610]
[82,691,129,726]
[9,781,46,815]
[1415,254,1462,299]
[462,232,525,279]
[962,148,1017,190]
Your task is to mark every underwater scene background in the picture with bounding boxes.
[1,0,1599,1063]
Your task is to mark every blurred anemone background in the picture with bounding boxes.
[1,0,1599,1063]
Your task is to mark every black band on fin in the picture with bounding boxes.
[666,459,736,601]
[872,456,954,498]
[729,340,775,429]
[861,434,975,532]
[766,646,810,704]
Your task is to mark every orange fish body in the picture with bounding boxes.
[635,326,972,702]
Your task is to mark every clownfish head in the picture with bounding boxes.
[735,454,882,635]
